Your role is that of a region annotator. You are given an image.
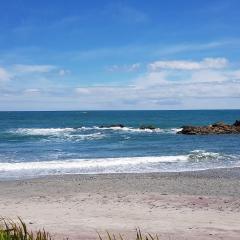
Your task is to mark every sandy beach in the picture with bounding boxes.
[1,168,240,240]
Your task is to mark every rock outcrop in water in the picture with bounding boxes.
[178,120,240,135]
[99,124,125,128]
[139,125,157,130]
[99,124,157,130]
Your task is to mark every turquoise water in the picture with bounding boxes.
[0,110,239,179]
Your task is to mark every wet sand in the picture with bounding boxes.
[1,168,240,240]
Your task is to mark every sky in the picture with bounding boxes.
[0,0,240,110]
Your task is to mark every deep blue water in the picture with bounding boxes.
[0,110,239,179]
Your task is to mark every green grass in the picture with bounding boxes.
[98,229,159,240]
[0,218,52,240]
[0,218,159,240]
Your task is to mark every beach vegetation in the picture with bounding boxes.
[0,218,52,240]
[98,229,159,240]
[0,219,159,240]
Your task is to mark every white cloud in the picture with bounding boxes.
[73,64,240,108]
[189,69,240,83]
[70,78,240,109]
[75,88,91,94]
[14,64,57,73]
[59,69,70,76]
[190,70,228,83]
[202,58,228,69]
[1,57,240,110]
[107,63,141,72]
[135,72,168,88]
[229,70,240,80]
[23,88,41,95]
[2,73,240,110]
[0,67,10,82]
[149,58,228,71]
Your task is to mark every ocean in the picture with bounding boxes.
[0,110,239,179]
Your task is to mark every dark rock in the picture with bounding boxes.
[233,120,240,127]
[99,124,125,128]
[178,120,240,135]
[139,124,156,130]
[110,124,125,128]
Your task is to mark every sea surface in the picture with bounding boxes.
[0,110,239,179]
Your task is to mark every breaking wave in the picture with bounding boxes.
[8,128,106,141]
[86,126,182,133]
[8,126,182,137]
[12,128,75,136]
[0,150,239,179]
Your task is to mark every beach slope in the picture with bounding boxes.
[1,168,240,240]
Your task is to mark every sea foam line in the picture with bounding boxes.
[1,150,235,172]
[0,155,188,172]
[8,126,182,136]
[8,128,106,140]
[10,128,75,136]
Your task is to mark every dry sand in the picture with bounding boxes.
[1,168,240,240]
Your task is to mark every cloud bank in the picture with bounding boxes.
[0,57,240,110]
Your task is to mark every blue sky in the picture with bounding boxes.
[0,0,240,110]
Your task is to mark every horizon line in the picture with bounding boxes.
[0,108,240,112]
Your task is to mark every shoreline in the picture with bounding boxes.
[1,167,240,239]
[2,165,240,182]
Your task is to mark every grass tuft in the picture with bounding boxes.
[0,217,52,240]
[98,229,159,240]
[1,218,159,240]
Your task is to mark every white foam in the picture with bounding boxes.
[69,132,105,141]
[1,151,239,179]
[11,128,75,136]
[10,127,182,138]
[93,126,178,133]
[0,155,188,172]
[167,128,183,133]
[9,128,106,140]
[189,150,220,159]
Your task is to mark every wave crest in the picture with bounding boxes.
[8,128,105,141]
[12,128,75,136]
[0,151,239,179]
[7,126,182,141]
